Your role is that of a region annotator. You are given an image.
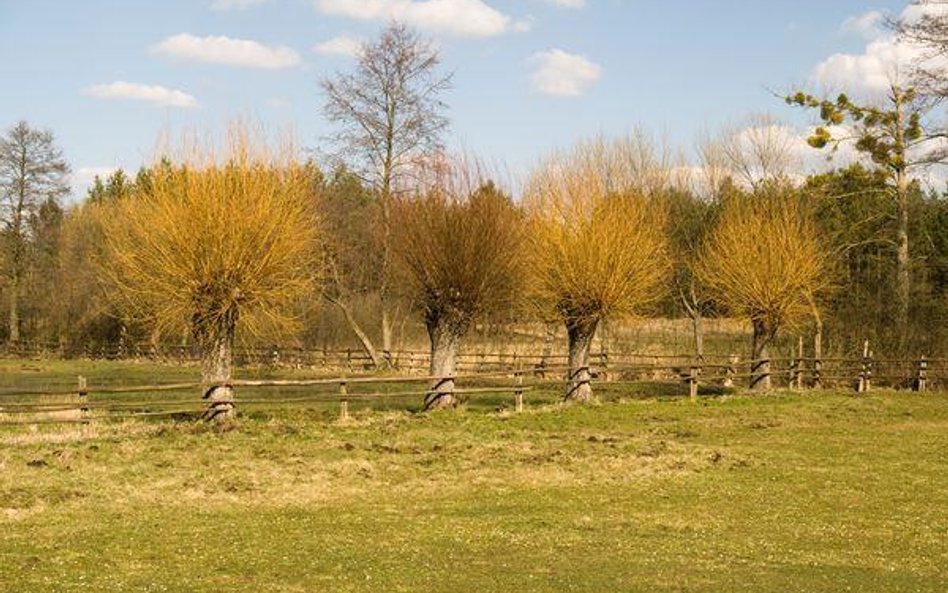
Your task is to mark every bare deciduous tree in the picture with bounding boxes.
[890,1,948,97]
[321,23,452,362]
[708,114,800,191]
[391,164,523,409]
[101,125,322,420]
[525,135,670,402]
[0,121,70,343]
[696,186,830,390]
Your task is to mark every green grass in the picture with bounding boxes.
[1,360,947,592]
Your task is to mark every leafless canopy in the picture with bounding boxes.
[889,1,948,98]
[321,23,452,196]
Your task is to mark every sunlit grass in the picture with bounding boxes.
[1,360,947,592]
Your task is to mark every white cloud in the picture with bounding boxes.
[313,34,363,57]
[152,33,301,69]
[813,5,948,96]
[529,49,601,96]
[82,81,198,108]
[544,0,585,8]
[75,167,120,186]
[312,0,528,38]
[811,37,922,94]
[840,10,884,39]
[211,0,269,10]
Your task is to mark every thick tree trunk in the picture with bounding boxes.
[692,311,704,361]
[202,328,236,421]
[381,306,394,365]
[8,273,18,344]
[425,321,460,410]
[750,318,773,391]
[565,318,598,402]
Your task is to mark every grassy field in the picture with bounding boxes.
[1,360,947,592]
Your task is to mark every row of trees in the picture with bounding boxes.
[4,5,948,416]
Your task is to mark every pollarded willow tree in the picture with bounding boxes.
[101,127,322,420]
[695,186,830,390]
[390,167,523,409]
[524,136,671,402]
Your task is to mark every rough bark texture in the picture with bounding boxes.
[425,320,460,410]
[202,328,236,421]
[565,318,598,402]
[750,318,773,391]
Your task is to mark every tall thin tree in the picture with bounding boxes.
[321,23,452,364]
[0,121,70,343]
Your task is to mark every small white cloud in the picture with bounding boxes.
[544,0,585,8]
[152,33,301,69]
[75,167,120,186]
[312,0,525,38]
[313,34,363,57]
[267,97,290,109]
[82,81,198,108]
[211,0,269,10]
[841,10,884,39]
[529,49,601,96]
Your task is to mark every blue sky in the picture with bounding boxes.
[0,0,913,198]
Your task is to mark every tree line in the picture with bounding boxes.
[4,6,948,416]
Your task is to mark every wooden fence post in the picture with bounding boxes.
[514,371,524,413]
[858,339,870,393]
[794,336,804,390]
[915,356,928,392]
[813,332,823,389]
[346,348,353,374]
[687,365,699,401]
[339,380,349,421]
[78,375,88,418]
[723,354,737,388]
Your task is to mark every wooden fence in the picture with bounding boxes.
[0,345,945,427]
[0,367,546,427]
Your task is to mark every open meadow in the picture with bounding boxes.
[1,359,947,592]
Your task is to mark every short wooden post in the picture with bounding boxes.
[794,336,804,390]
[78,375,88,418]
[723,354,737,388]
[687,366,698,401]
[813,332,823,389]
[346,348,353,373]
[339,380,349,420]
[789,356,799,392]
[599,349,609,382]
[858,339,870,393]
[514,372,524,412]
[915,356,928,392]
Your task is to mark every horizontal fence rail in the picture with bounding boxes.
[0,339,945,427]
